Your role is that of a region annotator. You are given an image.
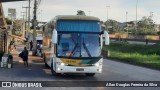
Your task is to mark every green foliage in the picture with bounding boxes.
[6,18,12,25]
[137,16,156,35]
[77,10,86,16]
[13,20,23,36]
[157,31,160,35]
[104,19,120,34]
[104,16,157,35]
[103,42,160,69]
[105,42,160,55]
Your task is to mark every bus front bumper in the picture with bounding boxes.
[55,65,102,73]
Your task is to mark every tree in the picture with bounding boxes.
[5,18,12,25]
[137,16,156,35]
[13,20,23,36]
[77,10,86,16]
[157,31,160,35]
[104,19,120,34]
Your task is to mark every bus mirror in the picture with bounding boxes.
[52,29,57,44]
[104,31,110,45]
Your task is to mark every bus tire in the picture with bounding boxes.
[51,62,60,76]
[85,73,95,77]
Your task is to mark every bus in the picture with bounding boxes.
[42,15,109,76]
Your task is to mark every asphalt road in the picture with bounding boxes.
[0,45,160,90]
[111,40,156,45]
[127,41,155,45]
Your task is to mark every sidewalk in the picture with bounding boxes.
[10,45,43,68]
[0,45,52,81]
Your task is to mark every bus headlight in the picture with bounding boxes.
[97,69,102,72]
[93,63,102,66]
[56,62,68,66]
[60,63,65,66]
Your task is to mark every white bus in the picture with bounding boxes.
[42,15,109,76]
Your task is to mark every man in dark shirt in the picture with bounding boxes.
[22,47,29,67]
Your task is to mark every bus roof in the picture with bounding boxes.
[54,15,100,21]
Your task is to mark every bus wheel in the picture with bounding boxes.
[85,73,95,77]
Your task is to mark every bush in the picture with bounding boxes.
[105,42,160,55]
[157,31,160,35]
[103,42,160,70]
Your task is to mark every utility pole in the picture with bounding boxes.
[21,14,25,21]
[106,6,110,21]
[24,0,31,49]
[88,11,92,16]
[32,0,38,55]
[126,11,128,37]
[21,11,27,30]
[22,7,28,21]
[22,6,28,31]
[21,15,25,38]
[21,12,25,38]
[150,12,153,18]
[21,12,25,20]
[135,0,139,35]
[28,0,31,32]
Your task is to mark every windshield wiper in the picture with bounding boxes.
[83,39,92,57]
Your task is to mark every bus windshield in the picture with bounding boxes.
[57,33,101,58]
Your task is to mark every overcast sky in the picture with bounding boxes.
[2,0,160,24]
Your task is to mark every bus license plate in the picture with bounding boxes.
[76,68,84,71]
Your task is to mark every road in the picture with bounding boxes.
[127,41,155,45]
[111,40,156,45]
[0,45,160,90]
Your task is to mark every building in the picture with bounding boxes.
[0,3,7,53]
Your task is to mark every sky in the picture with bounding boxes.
[2,0,160,24]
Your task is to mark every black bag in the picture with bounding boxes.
[19,52,23,58]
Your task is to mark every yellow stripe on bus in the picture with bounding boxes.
[61,58,91,66]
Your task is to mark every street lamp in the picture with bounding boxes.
[106,6,110,31]
[126,11,128,37]
[135,0,139,35]
[106,6,110,21]
[150,12,153,18]
[88,11,92,16]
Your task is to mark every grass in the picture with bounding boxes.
[103,42,160,70]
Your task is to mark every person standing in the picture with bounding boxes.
[22,47,29,67]
[36,43,40,56]
[10,41,13,51]
[30,41,33,51]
